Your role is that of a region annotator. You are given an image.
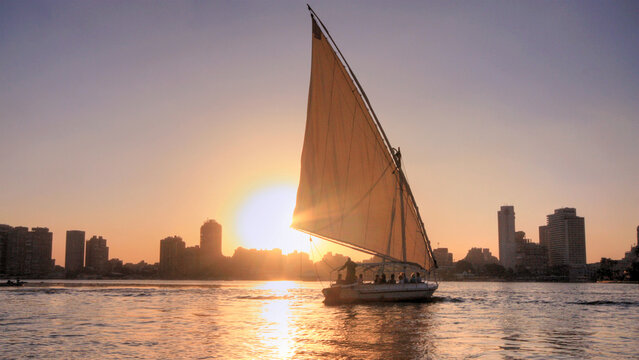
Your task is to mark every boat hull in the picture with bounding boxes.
[322,282,438,304]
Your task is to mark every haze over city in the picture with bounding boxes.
[1,0,638,265]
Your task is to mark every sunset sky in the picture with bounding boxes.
[1,1,637,265]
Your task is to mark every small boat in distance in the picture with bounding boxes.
[291,6,438,304]
[1,279,25,287]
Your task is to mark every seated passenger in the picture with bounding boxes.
[336,273,344,285]
[398,272,405,284]
[358,274,364,284]
[415,272,422,283]
[381,273,387,284]
[388,273,396,284]
[374,274,380,284]
[409,273,417,283]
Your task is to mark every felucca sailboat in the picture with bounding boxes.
[292,6,438,303]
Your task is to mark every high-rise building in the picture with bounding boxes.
[432,248,454,268]
[545,208,586,267]
[538,224,550,261]
[85,236,109,273]
[538,225,549,249]
[5,226,29,275]
[498,205,517,269]
[0,224,12,273]
[2,226,53,276]
[182,245,201,277]
[514,231,548,275]
[200,220,222,263]
[636,225,638,247]
[160,236,185,277]
[65,230,85,273]
[30,227,54,276]
[463,247,498,267]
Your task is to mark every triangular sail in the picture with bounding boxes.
[292,16,434,270]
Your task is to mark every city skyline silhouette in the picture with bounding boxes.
[2,1,638,265]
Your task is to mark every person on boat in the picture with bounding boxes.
[336,273,344,285]
[393,147,402,167]
[337,257,357,284]
[357,274,364,284]
[381,273,387,284]
[374,274,380,284]
[398,273,405,283]
[409,273,417,283]
[415,272,422,283]
[388,274,396,284]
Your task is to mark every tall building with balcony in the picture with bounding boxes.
[545,208,586,267]
[160,236,186,278]
[498,206,517,269]
[85,236,109,273]
[65,230,85,273]
[200,220,222,264]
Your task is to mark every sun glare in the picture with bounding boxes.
[235,184,310,254]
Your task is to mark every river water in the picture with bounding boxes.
[1,280,637,359]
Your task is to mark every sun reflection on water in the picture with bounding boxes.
[260,299,293,358]
[254,281,297,358]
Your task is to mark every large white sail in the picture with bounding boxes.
[292,18,434,270]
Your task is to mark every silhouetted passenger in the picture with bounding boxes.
[389,274,396,284]
[336,273,344,285]
[338,257,357,284]
[410,273,416,283]
[381,273,387,284]
[358,274,364,284]
[398,272,405,284]
[415,272,422,283]
[374,274,380,284]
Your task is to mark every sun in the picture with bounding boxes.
[235,184,310,254]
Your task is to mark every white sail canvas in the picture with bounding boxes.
[292,18,434,270]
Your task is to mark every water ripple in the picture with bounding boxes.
[1,281,638,359]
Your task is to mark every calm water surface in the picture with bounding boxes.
[1,281,637,359]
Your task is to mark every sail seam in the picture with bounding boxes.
[309,10,397,166]
[316,50,337,232]
[328,50,395,170]
[337,104,358,238]
[311,162,392,235]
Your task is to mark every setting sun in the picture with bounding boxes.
[235,184,309,254]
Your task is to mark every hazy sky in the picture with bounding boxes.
[1,1,638,265]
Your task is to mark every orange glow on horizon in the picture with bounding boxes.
[234,183,308,254]
[219,180,363,262]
